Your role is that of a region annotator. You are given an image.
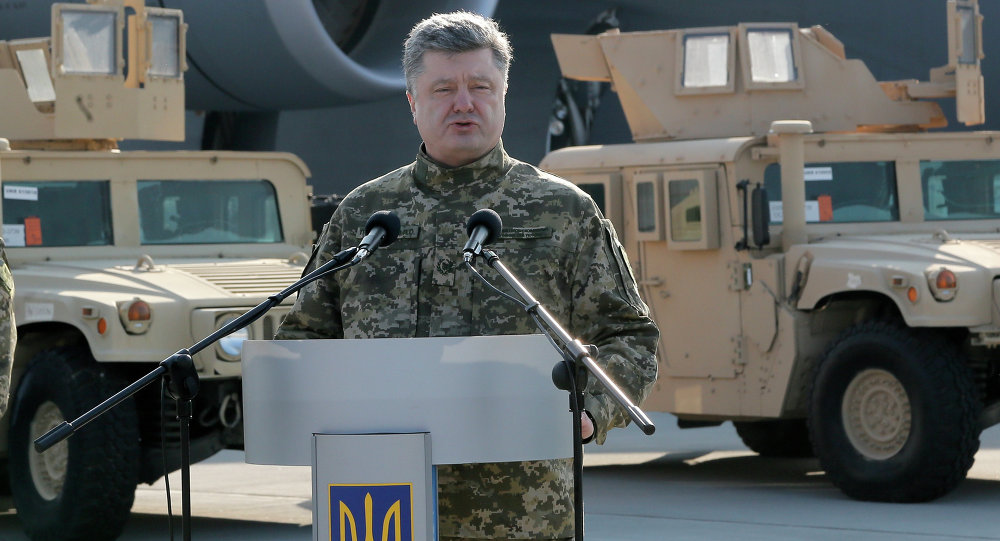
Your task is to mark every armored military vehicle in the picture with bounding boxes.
[0,1,313,539]
[542,0,995,502]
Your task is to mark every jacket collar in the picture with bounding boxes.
[412,140,514,197]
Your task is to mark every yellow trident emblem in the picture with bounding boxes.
[339,492,403,541]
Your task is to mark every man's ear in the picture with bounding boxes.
[406,92,416,118]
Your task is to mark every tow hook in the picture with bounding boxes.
[219,392,242,428]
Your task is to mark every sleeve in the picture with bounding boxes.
[570,213,659,444]
[0,254,14,418]
[273,214,346,340]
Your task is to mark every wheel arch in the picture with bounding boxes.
[12,323,90,393]
[781,291,906,416]
[15,322,90,365]
[807,292,973,393]
[810,290,904,327]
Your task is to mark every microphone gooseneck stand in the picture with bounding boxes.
[34,211,401,541]
[464,247,656,541]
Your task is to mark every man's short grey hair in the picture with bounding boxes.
[403,11,513,95]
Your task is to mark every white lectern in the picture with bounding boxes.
[243,335,572,541]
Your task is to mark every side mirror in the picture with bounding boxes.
[751,184,770,248]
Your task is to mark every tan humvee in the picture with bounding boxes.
[0,2,313,539]
[542,0,994,502]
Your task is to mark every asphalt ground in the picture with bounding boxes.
[1,412,999,540]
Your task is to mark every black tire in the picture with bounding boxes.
[8,347,140,541]
[733,419,814,457]
[808,321,980,502]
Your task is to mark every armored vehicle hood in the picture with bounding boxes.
[793,231,1000,328]
[13,256,306,304]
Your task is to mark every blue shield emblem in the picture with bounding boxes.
[330,483,413,541]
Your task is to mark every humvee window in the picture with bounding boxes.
[15,49,56,103]
[921,159,1000,220]
[138,180,283,244]
[747,29,796,83]
[60,9,117,75]
[668,179,702,242]
[2,181,112,247]
[636,181,656,233]
[683,33,729,88]
[764,161,898,223]
[149,14,181,78]
[959,5,977,64]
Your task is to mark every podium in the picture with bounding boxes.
[243,335,573,541]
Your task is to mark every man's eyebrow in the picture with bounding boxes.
[429,75,496,87]
[429,77,456,87]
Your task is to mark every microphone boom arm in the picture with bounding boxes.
[478,248,655,435]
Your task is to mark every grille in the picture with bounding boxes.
[251,309,289,342]
[972,239,1000,252]
[171,263,303,296]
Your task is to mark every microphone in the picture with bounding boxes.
[463,209,502,263]
[353,210,401,263]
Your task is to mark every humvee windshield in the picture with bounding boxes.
[922,159,1000,220]
[764,161,899,224]
[2,180,113,247]
[138,179,283,244]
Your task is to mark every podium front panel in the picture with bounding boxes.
[313,433,434,541]
[243,335,573,466]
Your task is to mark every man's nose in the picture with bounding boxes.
[453,87,474,112]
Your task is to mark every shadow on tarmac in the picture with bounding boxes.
[122,514,311,541]
[587,450,1000,504]
[588,452,830,491]
[0,511,312,541]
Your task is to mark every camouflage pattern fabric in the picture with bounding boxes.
[276,141,658,539]
[0,244,15,418]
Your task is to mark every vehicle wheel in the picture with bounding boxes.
[808,321,980,502]
[733,419,814,457]
[8,347,140,541]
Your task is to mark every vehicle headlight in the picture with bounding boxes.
[926,267,959,302]
[216,315,250,362]
[117,298,153,334]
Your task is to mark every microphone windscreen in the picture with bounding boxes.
[465,209,503,246]
[365,211,401,247]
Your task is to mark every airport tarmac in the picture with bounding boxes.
[1,412,999,540]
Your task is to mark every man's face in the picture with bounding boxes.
[407,48,506,168]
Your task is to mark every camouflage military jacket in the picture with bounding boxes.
[276,141,658,539]
[0,245,15,418]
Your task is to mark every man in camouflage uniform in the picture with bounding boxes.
[0,242,14,418]
[276,11,658,540]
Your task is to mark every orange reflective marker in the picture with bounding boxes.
[25,216,42,246]
[818,195,833,222]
